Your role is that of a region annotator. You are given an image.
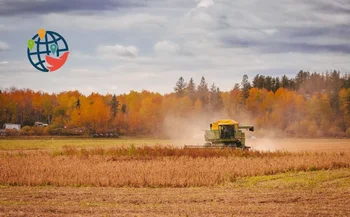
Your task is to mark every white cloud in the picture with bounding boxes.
[197,0,214,8]
[0,61,9,65]
[263,29,278,35]
[97,44,139,58]
[154,40,193,56]
[0,41,9,51]
[69,68,90,73]
[0,0,350,95]
[154,40,180,55]
[42,13,167,30]
[0,24,16,31]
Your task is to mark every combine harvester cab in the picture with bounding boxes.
[186,119,254,149]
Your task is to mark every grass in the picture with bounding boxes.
[233,168,350,189]
[0,138,173,150]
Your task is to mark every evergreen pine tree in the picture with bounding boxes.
[186,78,197,102]
[241,74,251,99]
[110,94,119,118]
[174,77,187,98]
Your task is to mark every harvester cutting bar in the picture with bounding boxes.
[184,145,226,149]
[184,145,250,149]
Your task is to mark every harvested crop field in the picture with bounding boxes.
[1,169,350,216]
[1,146,350,187]
[0,138,349,216]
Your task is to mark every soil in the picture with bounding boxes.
[1,186,349,216]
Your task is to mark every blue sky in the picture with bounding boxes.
[0,0,349,94]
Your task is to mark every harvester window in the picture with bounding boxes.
[219,126,225,138]
[220,125,235,139]
[228,125,235,138]
[224,127,229,138]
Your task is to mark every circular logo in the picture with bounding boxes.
[27,29,69,72]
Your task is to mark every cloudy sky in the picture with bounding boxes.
[0,0,349,95]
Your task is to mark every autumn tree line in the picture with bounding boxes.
[0,70,349,137]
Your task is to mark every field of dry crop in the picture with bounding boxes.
[1,146,350,187]
[0,138,349,216]
[1,169,350,216]
[1,137,349,152]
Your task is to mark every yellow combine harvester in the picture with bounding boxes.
[185,119,254,149]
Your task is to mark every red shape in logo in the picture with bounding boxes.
[45,52,69,72]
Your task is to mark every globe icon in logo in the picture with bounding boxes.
[27,29,69,72]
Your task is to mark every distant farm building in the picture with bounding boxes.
[3,123,21,130]
[34,122,48,127]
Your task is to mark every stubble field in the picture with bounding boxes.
[0,138,349,216]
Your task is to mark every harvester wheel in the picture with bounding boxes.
[204,142,212,147]
[236,141,243,148]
